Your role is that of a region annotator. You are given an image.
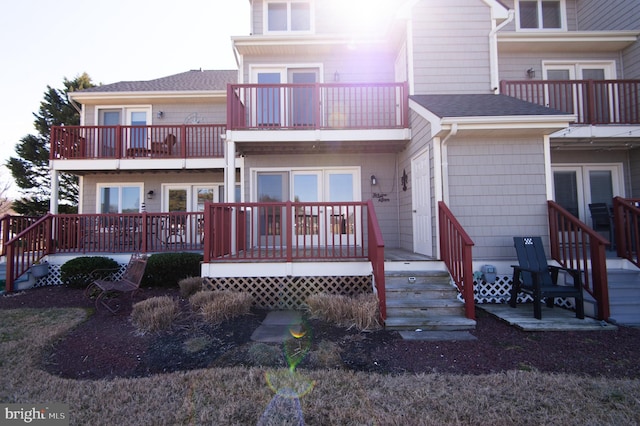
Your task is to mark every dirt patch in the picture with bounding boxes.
[1,285,639,380]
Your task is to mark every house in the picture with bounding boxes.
[5,0,640,326]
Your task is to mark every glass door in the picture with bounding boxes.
[325,171,358,246]
[293,171,322,246]
[257,172,288,247]
[256,72,284,127]
[99,110,120,157]
[289,70,318,127]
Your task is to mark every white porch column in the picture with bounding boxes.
[225,136,237,253]
[50,169,59,214]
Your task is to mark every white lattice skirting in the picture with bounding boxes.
[203,276,372,309]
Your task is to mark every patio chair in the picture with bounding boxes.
[510,236,585,320]
[84,253,148,314]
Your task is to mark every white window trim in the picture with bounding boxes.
[542,61,617,80]
[263,0,315,35]
[94,105,153,126]
[249,64,324,84]
[96,182,144,213]
[251,167,361,203]
[515,0,567,32]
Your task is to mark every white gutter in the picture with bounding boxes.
[489,9,514,94]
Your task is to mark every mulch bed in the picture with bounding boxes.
[1,285,639,380]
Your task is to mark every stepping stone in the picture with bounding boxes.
[251,310,304,343]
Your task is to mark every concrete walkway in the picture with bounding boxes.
[251,310,304,343]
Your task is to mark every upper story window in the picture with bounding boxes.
[265,1,312,33]
[516,0,566,31]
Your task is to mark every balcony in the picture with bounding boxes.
[50,124,226,160]
[227,82,409,131]
[501,80,640,125]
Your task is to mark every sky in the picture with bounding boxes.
[0,0,250,197]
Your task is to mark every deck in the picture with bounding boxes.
[480,304,618,331]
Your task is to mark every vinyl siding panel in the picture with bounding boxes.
[498,51,623,81]
[83,101,226,126]
[411,0,493,94]
[446,137,549,259]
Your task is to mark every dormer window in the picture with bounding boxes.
[266,1,312,33]
[516,0,566,31]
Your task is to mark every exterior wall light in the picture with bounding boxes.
[147,190,154,199]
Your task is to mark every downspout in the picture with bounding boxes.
[440,123,458,206]
[489,10,514,94]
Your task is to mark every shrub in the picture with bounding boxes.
[131,296,178,333]
[60,256,120,289]
[179,277,203,298]
[142,252,203,288]
[305,293,381,331]
[190,290,253,325]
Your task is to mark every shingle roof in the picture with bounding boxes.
[410,94,568,118]
[78,69,237,93]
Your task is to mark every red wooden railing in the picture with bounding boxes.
[613,197,640,268]
[5,214,53,292]
[203,201,368,261]
[438,202,475,320]
[0,215,42,256]
[501,79,640,125]
[366,199,386,321]
[547,200,610,320]
[227,82,409,130]
[50,124,226,160]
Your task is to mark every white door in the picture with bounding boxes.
[412,149,432,256]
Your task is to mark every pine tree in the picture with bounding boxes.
[7,73,94,215]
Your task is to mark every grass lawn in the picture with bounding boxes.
[1,307,639,425]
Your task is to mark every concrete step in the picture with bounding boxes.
[385,315,476,331]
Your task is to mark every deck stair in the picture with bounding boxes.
[384,269,476,331]
[607,268,640,326]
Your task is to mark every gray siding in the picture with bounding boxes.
[577,0,640,78]
[411,0,493,94]
[446,136,549,260]
[83,101,227,126]
[630,148,640,198]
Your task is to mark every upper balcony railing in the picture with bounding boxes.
[50,124,226,160]
[227,82,409,131]
[501,79,640,125]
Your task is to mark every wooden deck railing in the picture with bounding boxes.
[0,215,42,256]
[5,214,53,292]
[366,199,386,321]
[227,82,409,130]
[547,200,610,320]
[501,79,640,125]
[438,202,475,320]
[613,197,640,268]
[203,201,369,261]
[50,124,226,160]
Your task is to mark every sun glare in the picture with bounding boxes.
[336,0,398,36]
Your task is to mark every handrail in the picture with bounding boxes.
[438,202,475,320]
[366,199,386,321]
[50,124,226,160]
[5,214,54,292]
[500,79,640,125]
[0,215,41,256]
[547,200,610,320]
[613,197,640,268]
[227,82,409,130]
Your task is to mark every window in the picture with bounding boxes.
[517,0,564,30]
[266,1,312,33]
[98,184,142,213]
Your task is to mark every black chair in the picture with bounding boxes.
[588,203,614,248]
[510,236,585,320]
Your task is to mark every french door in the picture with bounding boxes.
[255,169,359,247]
[552,165,622,226]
